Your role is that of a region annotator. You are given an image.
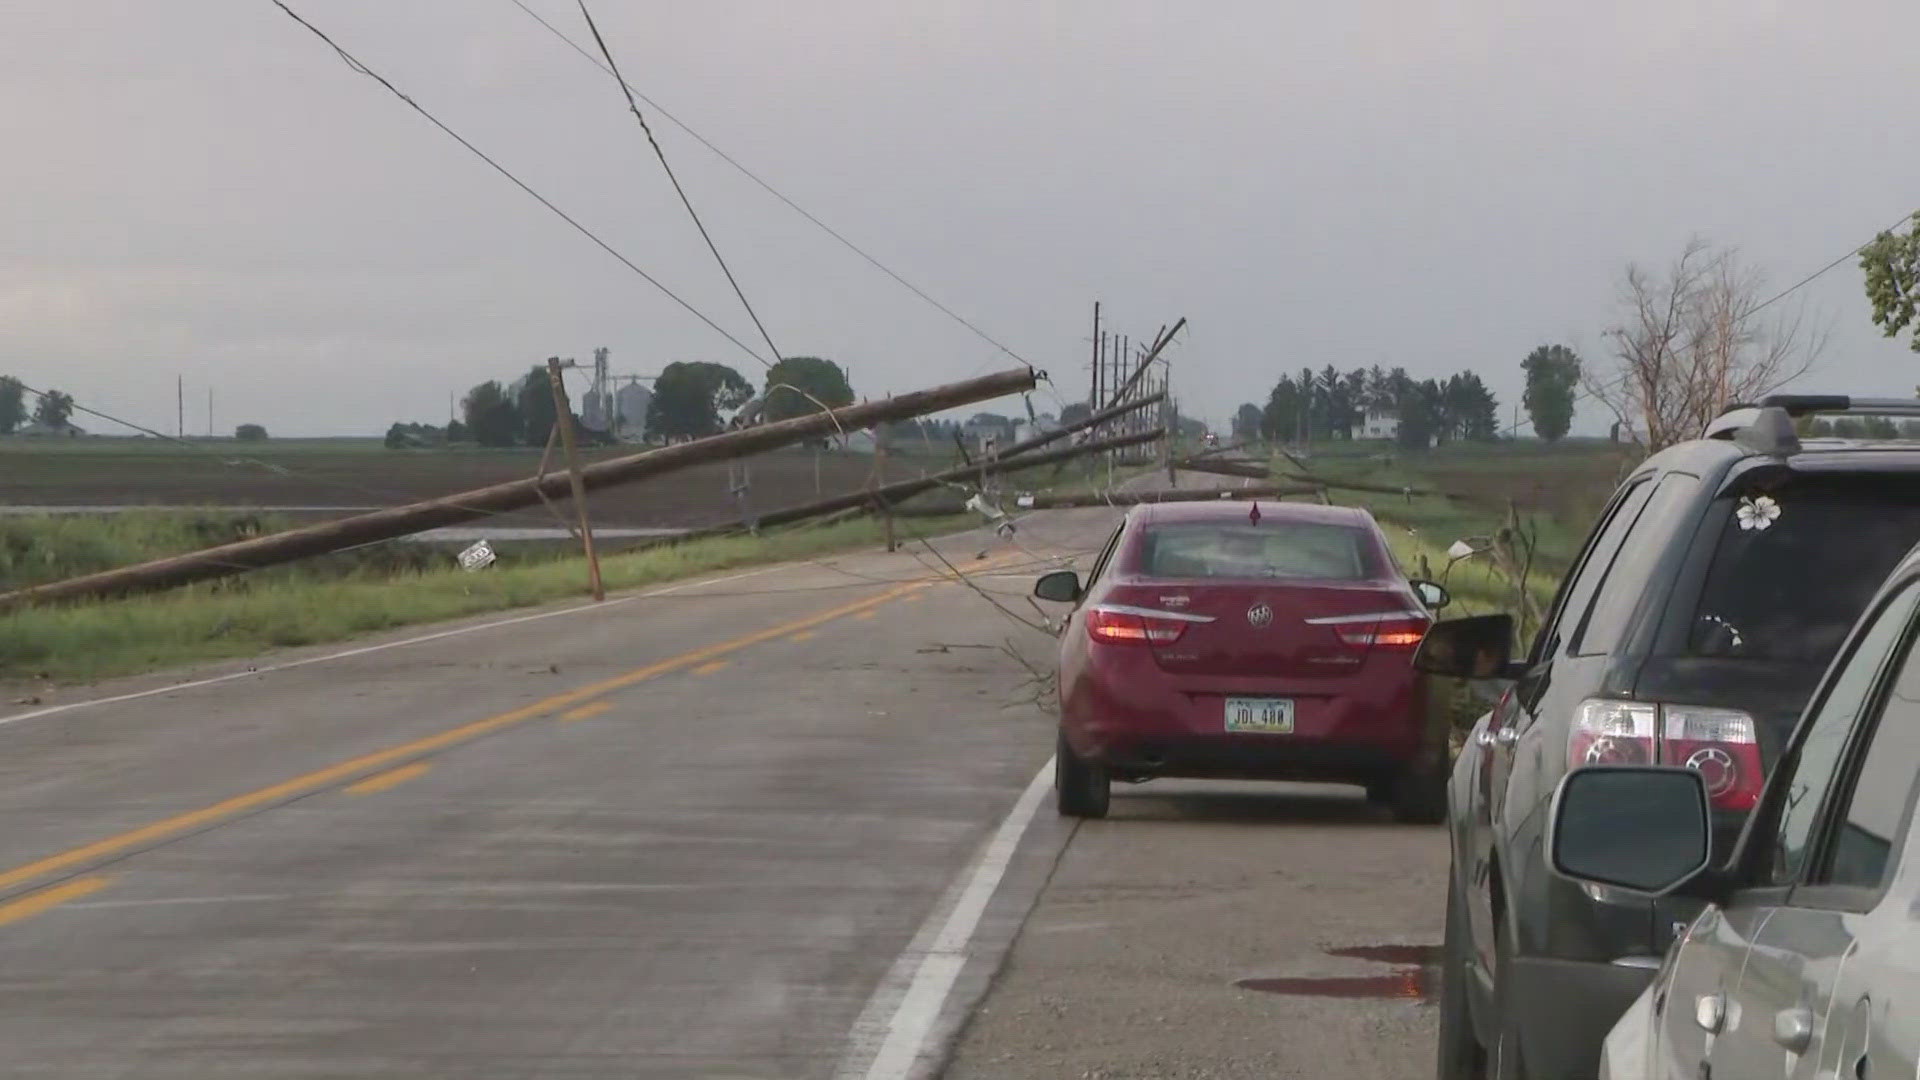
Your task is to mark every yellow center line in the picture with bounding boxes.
[0,876,111,927]
[852,609,878,621]
[343,762,431,795]
[558,701,613,723]
[0,551,1029,901]
[788,630,816,643]
[691,660,730,676]
[0,577,935,897]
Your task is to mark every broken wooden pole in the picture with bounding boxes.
[0,366,1039,610]
[1006,481,1319,510]
[1176,457,1271,480]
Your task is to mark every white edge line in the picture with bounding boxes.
[0,563,785,730]
[840,757,1054,1080]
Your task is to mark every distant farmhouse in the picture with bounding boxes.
[12,420,85,438]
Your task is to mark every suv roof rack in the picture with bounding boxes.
[1704,406,1801,455]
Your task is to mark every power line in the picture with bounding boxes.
[571,0,785,368]
[266,0,770,368]
[506,0,1034,369]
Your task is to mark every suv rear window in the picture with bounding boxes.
[1689,484,1920,664]
[1134,522,1376,580]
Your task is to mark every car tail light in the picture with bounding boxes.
[1569,699,1762,811]
[1086,604,1212,646]
[1307,609,1431,648]
[1335,617,1430,648]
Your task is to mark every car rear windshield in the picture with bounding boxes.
[1133,521,1377,580]
[1689,482,1920,664]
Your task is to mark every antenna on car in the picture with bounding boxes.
[1248,502,1261,524]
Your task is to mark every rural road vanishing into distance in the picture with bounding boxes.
[0,492,1443,1078]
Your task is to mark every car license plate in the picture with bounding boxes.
[1224,697,1294,733]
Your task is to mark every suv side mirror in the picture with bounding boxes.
[1033,570,1082,604]
[1412,614,1514,678]
[1549,767,1712,895]
[1409,579,1451,610]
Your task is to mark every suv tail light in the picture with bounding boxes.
[1086,604,1213,646]
[1662,706,1763,812]
[1570,699,1762,811]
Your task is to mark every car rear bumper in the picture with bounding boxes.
[1081,734,1409,783]
[1506,955,1655,1079]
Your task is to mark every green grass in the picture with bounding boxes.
[0,513,970,686]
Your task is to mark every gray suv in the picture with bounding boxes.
[1550,523,1920,1079]
[1417,396,1920,1078]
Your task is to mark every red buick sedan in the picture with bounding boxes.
[1033,500,1453,822]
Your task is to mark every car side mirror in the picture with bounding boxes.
[1412,614,1514,678]
[1409,579,1451,610]
[1033,569,1082,604]
[1549,767,1712,895]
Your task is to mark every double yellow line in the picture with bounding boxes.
[0,552,1034,920]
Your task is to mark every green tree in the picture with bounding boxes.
[762,356,854,423]
[646,361,753,440]
[0,376,24,434]
[1521,344,1581,441]
[1862,211,1920,352]
[516,365,559,447]
[32,389,73,429]
[1263,376,1303,442]
[1058,402,1092,426]
[1233,402,1264,439]
[234,423,268,441]
[462,380,521,447]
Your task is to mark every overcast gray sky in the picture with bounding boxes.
[3,0,1917,437]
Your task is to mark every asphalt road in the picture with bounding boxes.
[0,487,1447,1078]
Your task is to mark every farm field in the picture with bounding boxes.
[0,439,951,528]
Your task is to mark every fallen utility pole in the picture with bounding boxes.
[0,367,1038,610]
[1013,390,1164,457]
[1008,481,1319,510]
[1173,456,1449,500]
[657,428,1164,544]
[1102,316,1186,413]
[1177,457,1271,480]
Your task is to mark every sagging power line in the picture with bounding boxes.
[266,0,772,368]
[506,0,1033,368]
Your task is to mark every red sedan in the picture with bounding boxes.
[1033,500,1453,822]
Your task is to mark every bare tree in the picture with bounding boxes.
[1589,238,1826,451]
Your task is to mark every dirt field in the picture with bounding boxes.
[0,440,965,528]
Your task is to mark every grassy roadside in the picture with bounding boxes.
[0,513,971,687]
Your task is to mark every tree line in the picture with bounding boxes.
[0,376,73,433]
[1230,365,1501,449]
[400,356,859,450]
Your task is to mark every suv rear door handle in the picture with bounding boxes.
[1773,1006,1814,1053]
[1695,993,1726,1034]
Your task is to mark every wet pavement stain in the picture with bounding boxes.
[1236,943,1441,1002]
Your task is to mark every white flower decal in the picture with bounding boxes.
[1736,495,1781,532]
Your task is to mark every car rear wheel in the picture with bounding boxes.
[1436,873,1487,1080]
[1055,731,1110,819]
[1390,766,1447,825]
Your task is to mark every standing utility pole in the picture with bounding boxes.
[1089,301,1102,409]
[546,357,604,602]
[207,388,214,438]
[177,376,184,439]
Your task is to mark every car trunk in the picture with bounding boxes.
[1103,580,1423,684]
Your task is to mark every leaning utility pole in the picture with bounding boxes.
[0,367,1039,610]
[547,357,604,601]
